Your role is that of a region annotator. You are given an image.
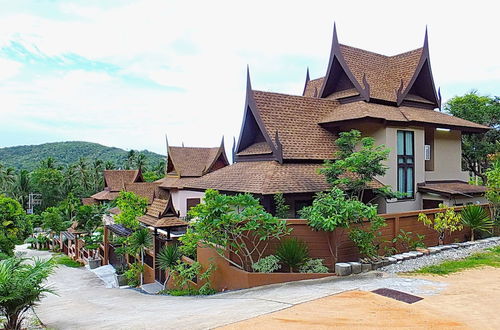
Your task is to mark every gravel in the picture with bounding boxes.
[380,237,500,273]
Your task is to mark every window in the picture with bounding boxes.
[186,198,201,212]
[397,131,414,199]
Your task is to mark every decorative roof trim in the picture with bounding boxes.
[319,23,369,100]
[396,28,439,108]
[302,67,310,96]
[203,136,230,174]
[234,67,280,161]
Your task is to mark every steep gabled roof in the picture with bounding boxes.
[139,197,187,228]
[305,26,438,107]
[166,138,229,177]
[123,182,158,204]
[103,170,142,192]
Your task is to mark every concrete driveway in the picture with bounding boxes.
[18,246,447,330]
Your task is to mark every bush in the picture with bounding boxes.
[54,255,83,268]
[252,255,281,273]
[460,205,493,241]
[124,262,143,287]
[299,259,329,273]
[392,229,426,252]
[349,216,386,260]
[276,238,309,272]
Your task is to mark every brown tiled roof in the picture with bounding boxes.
[158,176,197,189]
[168,146,226,177]
[90,190,119,201]
[238,141,272,156]
[103,170,141,191]
[124,182,158,204]
[183,161,382,195]
[252,91,338,160]
[138,215,187,228]
[305,46,423,103]
[319,101,489,132]
[418,181,487,196]
[82,197,97,205]
[145,199,168,217]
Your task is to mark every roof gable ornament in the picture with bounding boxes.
[232,136,236,163]
[302,67,310,96]
[234,66,282,162]
[397,27,440,108]
[319,23,369,101]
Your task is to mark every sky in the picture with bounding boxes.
[0,0,499,156]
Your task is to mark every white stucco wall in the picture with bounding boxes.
[170,189,205,217]
[425,129,469,182]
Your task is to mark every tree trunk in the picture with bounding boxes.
[471,229,475,242]
[140,250,144,286]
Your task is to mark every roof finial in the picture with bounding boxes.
[165,133,169,151]
[332,21,339,46]
[438,87,442,110]
[182,142,184,147]
[423,25,429,53]
[220,135,225,148]
[246,65,252,92]
[302,67,311,96]
[232,136,236,163]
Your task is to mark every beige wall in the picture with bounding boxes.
[421,192,488,207]
[425,129,469,182]
[171,189,205,217]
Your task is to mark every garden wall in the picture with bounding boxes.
[229,204,490,269]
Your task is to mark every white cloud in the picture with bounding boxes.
[0,0,499,154]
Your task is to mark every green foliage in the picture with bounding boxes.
[0,195,26,257]
[460,205,493,241]
[415,246,500,275]
[276,238,309,272]
[485,160,500,228]
[114,191,148,230]
[75,204,106,234]
[0,141,165,172]
[156,244,182,288]
[124,262,143,287]
[251,255,281,273]
[0,256,56,330]
[392,229,426,252]
[418,204,463,245]
[349,216,386,259]
[30,166,64,209]
[53,255,83,268]
[319,130,392,199]
[41,207,69,235]
[170,260,216,295]
[444,92,500,182]
[126,228,152,286]
[273,192,290,218]
[182,189,290,271]
[299,259,329,273]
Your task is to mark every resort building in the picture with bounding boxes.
[183,26,489,216]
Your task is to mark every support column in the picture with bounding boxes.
[75,234,79,261]
[103,226,109,265]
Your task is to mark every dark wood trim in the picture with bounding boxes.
[397,130,415,199]
[302,67,310,96]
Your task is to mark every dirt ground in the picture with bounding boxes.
[221,267,500,329]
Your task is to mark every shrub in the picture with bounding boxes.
[124,262,143,287]
[418,204,463,245]
[299,259,329,273]
[460,205,493,241]
[276,238,309,272]
[273,192,290,218]
[156,244,182,289]
[251,255,281,273]
[392,229,426,252]
[349,216,386,260]
[54,255,83,268]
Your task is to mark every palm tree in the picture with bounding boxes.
[156,244,181,289]
[125,150,136,170]
[12,170,30,208]
[104,161,115,170]
[0,164,16,195]
[134,153,147,172]
[40,157,57,169]
[127,228,152,286]
[0,256,56,330]
[91,159,104,192]
[460,205,493,241]
[75,158,90,193]
[62,165,78,196]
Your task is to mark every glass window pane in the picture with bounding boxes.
[398,167,404,193]
[406,158,413,164]
[397,131,404,155]
[407,168,414,196]
[398,158,404,164]
[405,132,413,156]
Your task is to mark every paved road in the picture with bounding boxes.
[18,245,446,330]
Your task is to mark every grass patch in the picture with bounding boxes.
[53,255,84,268]
[416,246,500,275]
[158,288,217,296]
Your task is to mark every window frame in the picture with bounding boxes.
[397,130,415,199]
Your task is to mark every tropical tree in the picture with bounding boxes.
[11,170,30,209]
[485,160,500,231]
[0,164,16,195]
[460,205,493,241]
[134,153,147,171]
[273,192,290,218]
[418,204,463,245]
[114,191,148,230]
[156,244,181,289]
[182,189,290,271]
[0,256,56,330]
[40,207,69,246]
[444,92,500,183]
[0,195,25,257]
[127,228,152,286]
[30,164,64,209]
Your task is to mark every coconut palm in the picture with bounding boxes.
[156,244,181,289]
[134,153,147,172]
[127,228,152,286]
[460,205,493,241]
[75,157,90,193]
[0,256,56,330]
[12,170,30,208]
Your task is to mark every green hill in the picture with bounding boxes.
[0,141,165,171]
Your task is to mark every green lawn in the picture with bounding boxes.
[415,246,500,275]
[53,255,84,268]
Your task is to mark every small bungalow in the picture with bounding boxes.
[182,26,489,216]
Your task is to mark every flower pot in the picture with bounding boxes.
[116,274,128,286]
[88,258,101,269]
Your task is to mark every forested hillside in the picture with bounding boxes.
[0,141,164,171]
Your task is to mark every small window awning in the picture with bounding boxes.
[107,224,133,237]
[61,231,75,240]
[138,214,188,229]
[418,181,487,198]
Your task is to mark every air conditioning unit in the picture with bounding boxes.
[424,145,431,161]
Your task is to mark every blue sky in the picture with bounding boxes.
[0,0,498,154]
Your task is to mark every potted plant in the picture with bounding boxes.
[115,264,129,286]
